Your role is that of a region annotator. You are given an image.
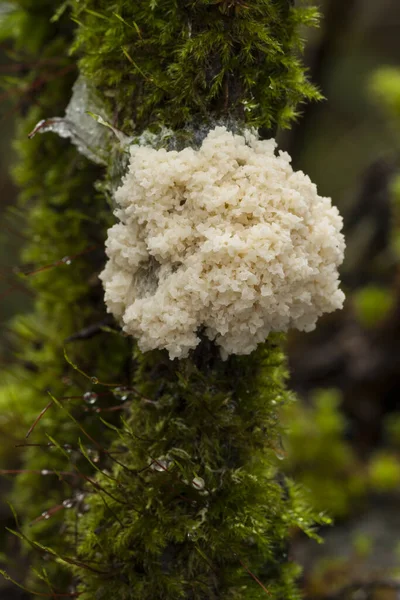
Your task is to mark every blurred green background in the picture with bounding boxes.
[3,0,400,597]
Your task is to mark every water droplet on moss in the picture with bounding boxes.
[90,376,99,385]
[192,477,205,490]
[84,391,98,404]
[113,386,130,401]
[90,451,100,463]
[151,458,170,472]
[113,387,130,402]
[273,437,286,461]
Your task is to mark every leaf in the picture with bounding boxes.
[46,434,70,460]
[84,8,108,20]
[113,13,142,38]
[51,1,70,23]
[86,111,132,146]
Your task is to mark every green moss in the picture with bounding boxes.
[70,0,321,133]
[368,453,400,492]
[353,285,395,328]
[69,341,323,600]
[0,0,132,592]
[370,67,400,127]
[283,390,366,518]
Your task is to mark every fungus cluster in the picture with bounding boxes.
[100,127,345,359]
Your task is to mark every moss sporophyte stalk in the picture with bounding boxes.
[0,1,342,599]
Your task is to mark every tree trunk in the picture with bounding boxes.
[0,1,322,598]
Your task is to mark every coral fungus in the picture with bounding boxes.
[101,126,345,359]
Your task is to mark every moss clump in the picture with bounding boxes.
[71,0,321,133]
[71,341,323,600]
[353,285,396,329]
[283,390,366,518]
[370,67,400,127]
[368,453,400,492]
[0,0,131,591]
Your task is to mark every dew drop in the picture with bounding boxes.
[61,256,72,265]
[113,386,129,401]
[62,499,74,509]
[90,376,99,385]
[84,391,98,405]
[192,477,205,490]
[151,458,170,472]
[274,451,285,461]
[42,511,50,520]
[273,437,286,461]
[91,452,100,463]
[41,469,51,475]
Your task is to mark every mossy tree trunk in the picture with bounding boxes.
[0,1,322,599]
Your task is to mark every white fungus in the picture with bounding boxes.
[100,126,345,360]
